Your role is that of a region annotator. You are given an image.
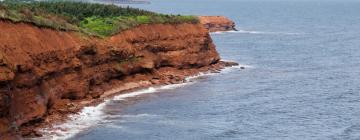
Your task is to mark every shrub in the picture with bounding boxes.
[80,16,121,36]
[0,0,200,36]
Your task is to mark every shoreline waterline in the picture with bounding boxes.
[37,62,249,140]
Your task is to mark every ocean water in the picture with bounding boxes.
[61,0,360,140]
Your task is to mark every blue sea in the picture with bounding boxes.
[54,0,360,139]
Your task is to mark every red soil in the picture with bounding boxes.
[0,20,237,139]
[199,16,236,32]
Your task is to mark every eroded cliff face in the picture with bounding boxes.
[199,16,236,32]
[0,21,226,139]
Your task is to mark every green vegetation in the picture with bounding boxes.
[0,0,199,36]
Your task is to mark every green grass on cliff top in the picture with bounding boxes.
[0,0,199,37]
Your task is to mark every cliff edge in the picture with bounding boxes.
[0,21,236,139]
[199,16,237,32]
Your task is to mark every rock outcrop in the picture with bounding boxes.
[0,20,237,139]
[199,16,236,32]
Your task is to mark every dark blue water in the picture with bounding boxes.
[71,0,360,139]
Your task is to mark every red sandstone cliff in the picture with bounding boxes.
[199,16,236,32]
[0,21,236,139]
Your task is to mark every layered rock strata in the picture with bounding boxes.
[199,16,237,32]
[0,21,237,139]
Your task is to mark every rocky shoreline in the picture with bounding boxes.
[0,20,238,139]
[24,61,238,138]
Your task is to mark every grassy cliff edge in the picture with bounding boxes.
[0,0,199,36]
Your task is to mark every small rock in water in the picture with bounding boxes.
[224,61,239,67]
[213,71,221,73]
[240,67,245,69]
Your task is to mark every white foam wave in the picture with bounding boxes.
[39,62,249,139]
[158,82,190,90]
[39,85,189,139]
[211,30,303,35]
[113,87,157,100]
[185,72,213,82]
[40,101,108,140]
